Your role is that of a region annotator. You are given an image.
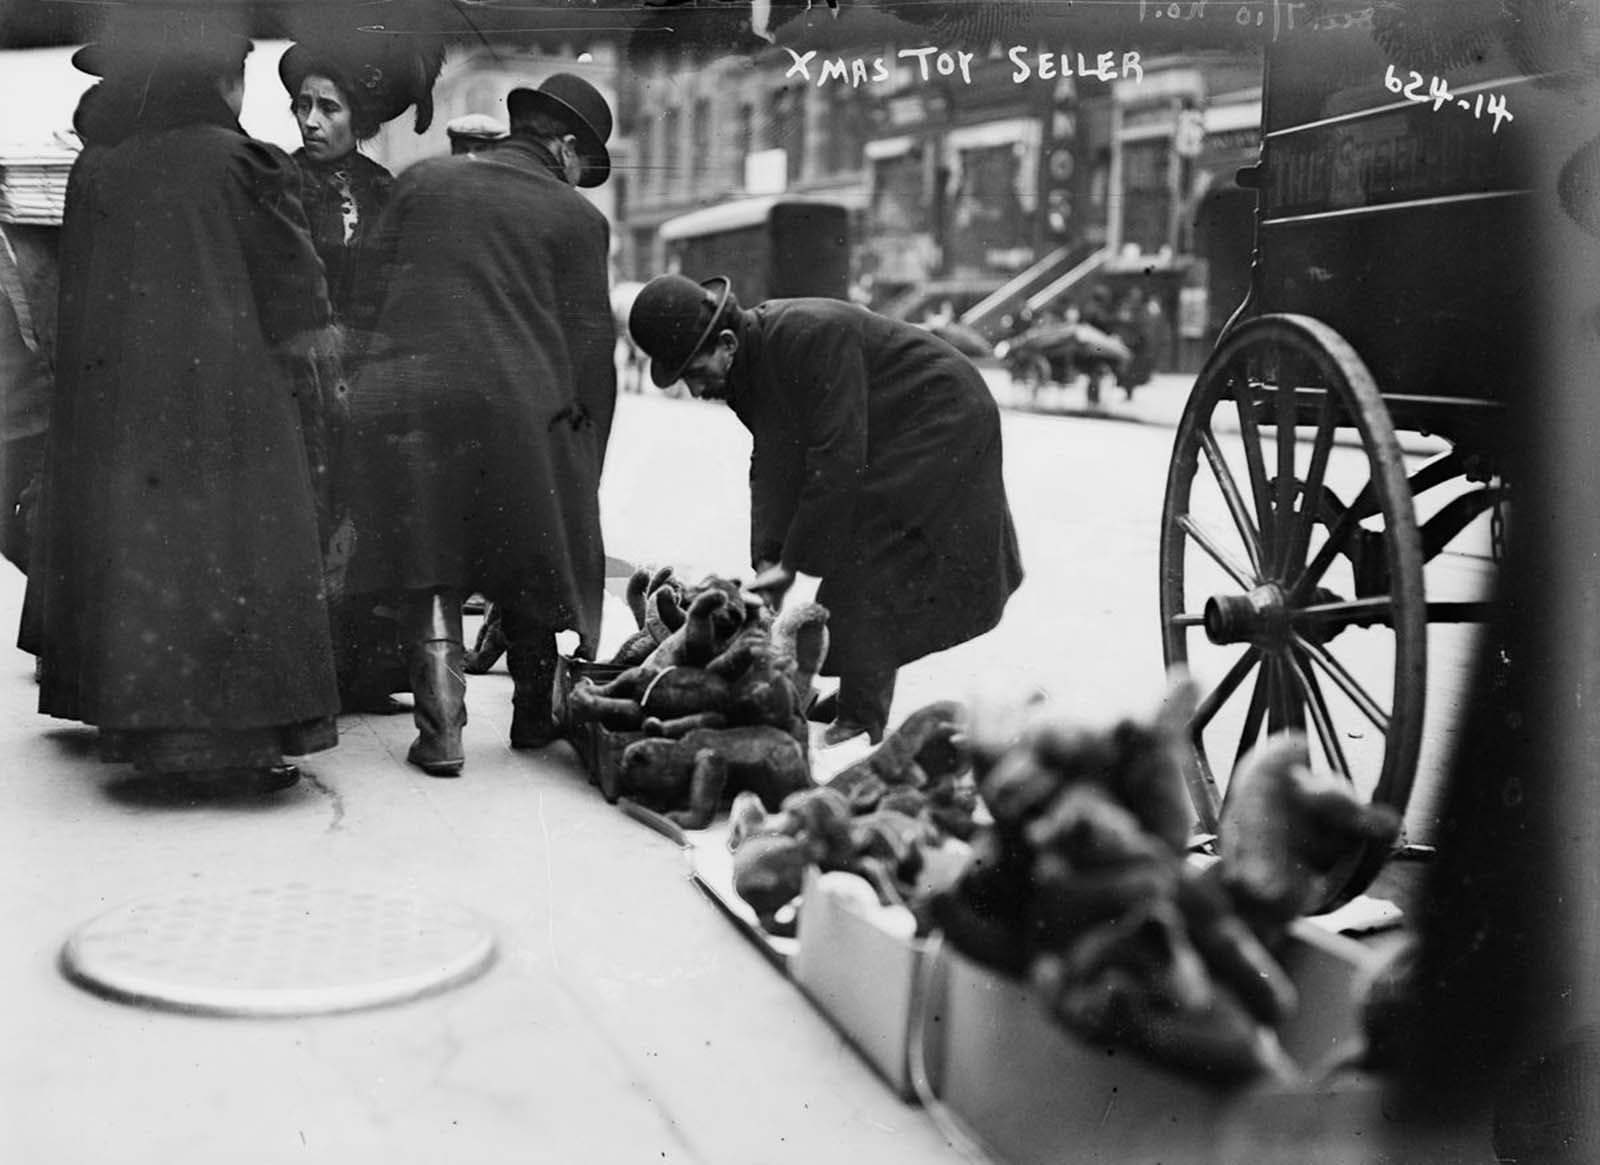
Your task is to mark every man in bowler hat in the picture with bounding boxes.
[628,274,1024,744]
[345,74,618,775]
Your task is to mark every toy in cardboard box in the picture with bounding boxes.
[726,700,979,937]
[931,677,1403,1085]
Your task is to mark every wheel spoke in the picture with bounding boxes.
[1283,390,1339,584]
[1198,429,1265,575]
[1287,648,1352,782]
[1231,664,1271,775]
[1292,499,1363,603]
[1227,365,1276,566]
[1178,514,1257,590]
[1273,367,1298,576]
[1266,653,1306,735]
[1292,631,1391,734]
[1190,645,1262,732]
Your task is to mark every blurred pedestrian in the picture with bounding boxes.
[446,114,509,156]
[20,12,339,788]
[346,74,618,776]
[628,274,1024,744]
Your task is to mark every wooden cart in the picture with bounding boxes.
[1159,24,1560,909]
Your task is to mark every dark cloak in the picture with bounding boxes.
[21,82,340,743]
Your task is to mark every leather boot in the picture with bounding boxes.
[404,592,467,776]
[502,603,559,750]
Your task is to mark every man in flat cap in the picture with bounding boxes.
[446,113,509,155]
[345,74,617,776]
[628,274,1024,744]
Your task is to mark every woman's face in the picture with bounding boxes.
[293,75,356,162]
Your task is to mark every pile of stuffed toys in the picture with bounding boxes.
[931,679,1403,1084]
[568,568,1407,1087]
[563,566,981,932]
[565,567,828,829]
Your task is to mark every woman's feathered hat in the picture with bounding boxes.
[278,13,445,137]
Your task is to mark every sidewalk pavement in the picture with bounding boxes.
[0,564,972,1165]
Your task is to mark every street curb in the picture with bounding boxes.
[997,396,1450,458]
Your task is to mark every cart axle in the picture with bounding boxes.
[1204,584,1289,646]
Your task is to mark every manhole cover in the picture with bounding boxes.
[61,882,496,1017]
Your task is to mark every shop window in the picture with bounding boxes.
[768,87,805,184]
[734,102,753,186]
[662,105,682,197]
[1122,138,1172,255]
[691,97,711,185]
[636,117,654,200]
[947,143,1030,273]
[823,87,872,176]
[870,149,927,235]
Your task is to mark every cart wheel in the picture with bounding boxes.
[1159,314,1426,911]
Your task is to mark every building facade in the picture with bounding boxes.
[613,42,1263,368]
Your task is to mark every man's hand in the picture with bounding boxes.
[750,562,796,610]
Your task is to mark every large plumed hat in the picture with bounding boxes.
[278,34,445,136]
[629,274,734,388]
[506,73,614,188]
[72,7,251,78]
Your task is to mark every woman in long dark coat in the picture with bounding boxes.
[629,275,1024,744]
[20,30,340,784]
[276,39,440,712]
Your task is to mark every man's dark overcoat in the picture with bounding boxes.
[23,98,341,735]
[726,299,1023,675]
[345,139,616,642]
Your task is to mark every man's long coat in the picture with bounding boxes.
[727,299,1023,675]
[346,139,616,642]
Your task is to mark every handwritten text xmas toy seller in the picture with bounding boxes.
[784,46,1145,87]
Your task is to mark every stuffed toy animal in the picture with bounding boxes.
[723,705,979,936]
[641,577,765,670]
[618,724,812,829]
[933,677,1333,1084]
[574,590,829,750]
[727,786,855,935]
[828,700,971,812]
[1217,732,1403,935]
[731,832,815,935]
[607,565,685,667]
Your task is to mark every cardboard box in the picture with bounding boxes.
[925,922,1387,1165]
[791,870,929,1100]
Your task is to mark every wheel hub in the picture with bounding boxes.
[1203,584,1289,647]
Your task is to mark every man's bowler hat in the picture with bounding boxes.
[629,274,733,388]
[507,74,613,187]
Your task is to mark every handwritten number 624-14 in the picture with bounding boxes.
[1384,64,1514,133]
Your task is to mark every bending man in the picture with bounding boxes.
[629,274,1023,743]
